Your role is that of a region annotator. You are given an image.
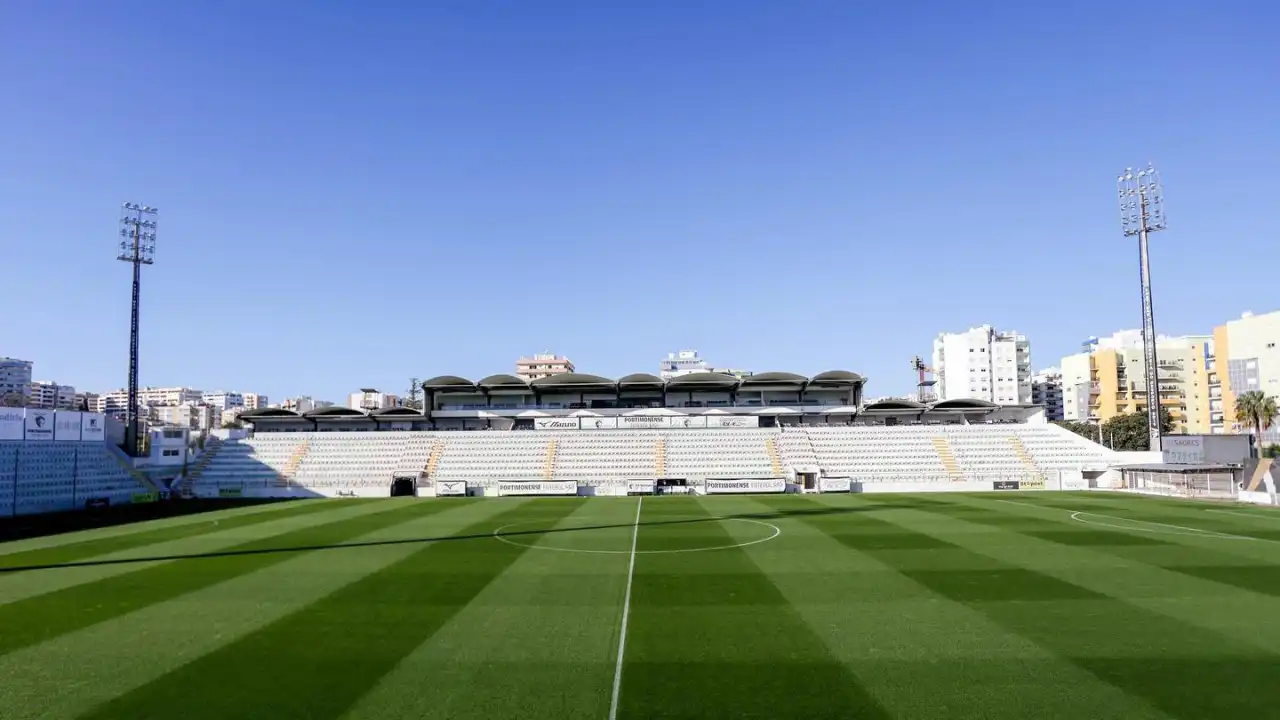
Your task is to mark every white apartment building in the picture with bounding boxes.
[281,396,332,414]
[1216,310,1280,444]
[75,392,103,413]
[201,391,244,411]
[0,357,33,405]
[661,350,709,379]
[243,393,268,410]
[516,353,575,381]
[29,381,76,410]
[102,386,204,415]
[932,325,1032,405]
[1031,369,1064,421]
[347,389,399,412]
[152,403,218,433]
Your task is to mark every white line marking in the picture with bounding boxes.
[1207,509,1280,521]
[1069,511,1264,541]
[993,499,1052,510]
[490,516,781,555]
[609,496,642,720]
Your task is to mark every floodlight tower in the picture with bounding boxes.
[117,203,158,457]
[1117,165,1166,451]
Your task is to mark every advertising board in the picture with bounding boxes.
[24,409,54,441]
[498,481,578,496]
[1062,478,1089,491]
[705,478,787,494]
[626,479,656,495]
[1019,478,1046,490]
[617,415,669,429]
[579,417,619,430]
[217,487,243,498]
[0,408,23,440]
[55,411,83,441]
[80,413,106,442]
[669,416,707,429]
[534,418,579,430]
[818,477,852,493]
[992,480,1020,490]
[436,480,467,496]
[1162,435,1205,464]
[706,415,758,428]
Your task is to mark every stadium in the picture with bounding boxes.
[7,367,1280,718]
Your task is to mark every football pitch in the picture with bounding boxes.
[2,492,1280,719]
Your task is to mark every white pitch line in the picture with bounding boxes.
[1207,509,1280,521]
[1069,511,1264,541]
[609,495,642,720]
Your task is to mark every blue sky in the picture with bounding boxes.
[3,1,1277,402]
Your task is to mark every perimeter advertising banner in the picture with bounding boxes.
[534,418,579,431]
[993,480,1020,490]
[627,479,656,494]
[579,417,619,430]
[669,416,707,429]
[706,416,759,428]
[0,409,23,440]
[436,480,467,496]
[55,411,83,441]
[24,409,54,441]
[498,480,578,496]
[818,477,852,493]
[705,478,787,494]
[617,415,668,429]
[80,413,106,442]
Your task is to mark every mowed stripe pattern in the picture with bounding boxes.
[2,494,1280,719]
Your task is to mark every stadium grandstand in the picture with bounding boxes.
[0,408,158,516]
[184,370,1124,500]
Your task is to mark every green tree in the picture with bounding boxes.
[1235,390,1279,455]
[0,393,28,408]
[221,420,243,430]
[1263,445,1280,459]
[1054,420,1101,442]
[402,376,424,410]
[1100,408,1175,451]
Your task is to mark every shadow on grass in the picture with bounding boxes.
[0,503,909,574]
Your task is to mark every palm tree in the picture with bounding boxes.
[1235,390,1279,455]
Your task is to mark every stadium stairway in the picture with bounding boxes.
[180,437,224,497]
[765,437,784,476]
[1008,436,1043,475]
[277,438,311,487]
[929,437,964,481]
[107,444,162,493]
[655,437,666,477]
[542,439,558,480]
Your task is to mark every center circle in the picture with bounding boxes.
[491,516,781,555]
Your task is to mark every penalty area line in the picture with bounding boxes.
[609,495,642,720]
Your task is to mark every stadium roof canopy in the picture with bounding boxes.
[304,406,367,418]
[740,371,807,388]
[929,399,999,412]
[420,370,867,393]
[616,373,665,389]
[861,399,927,413]
[371,407,426,418]
[238,408,301,419]
[666,372,742,389]
[530,372,616,391]
[809,370,866,387]
[421,375,477,392]
[477,374,531,392]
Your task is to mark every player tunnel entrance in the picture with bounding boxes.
[390,475,417,497]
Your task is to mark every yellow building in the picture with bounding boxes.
[1060,331,1213,434]
[1213,310,1280,444]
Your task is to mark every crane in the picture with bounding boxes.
[910,356,939,403]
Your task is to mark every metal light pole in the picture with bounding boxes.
[117,203,158,457]
[1117,165,1167,451]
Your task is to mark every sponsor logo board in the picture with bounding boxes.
[131,492,159,504]
[706,415,758,428]
[627,479,656,494]
[617,415,668,429]
[534,418,579,430]
[55,411,83,441]
[1062,478,1089,491]
[670,416,707,429]
[992,480,1020,490]
[1020,479,1046,490]
[217,487,243,498]
[498,481,578,496]
[24,409,54,441]
[80,413,106,441]
[0,409,23,440]
[580,417,619,430]
[818,477,852,493]
[437,481,467,496]
[705,478,786,494]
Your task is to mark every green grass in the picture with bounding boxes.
[2,492,1280,719]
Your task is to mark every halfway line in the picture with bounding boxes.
[609,496,642,720]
